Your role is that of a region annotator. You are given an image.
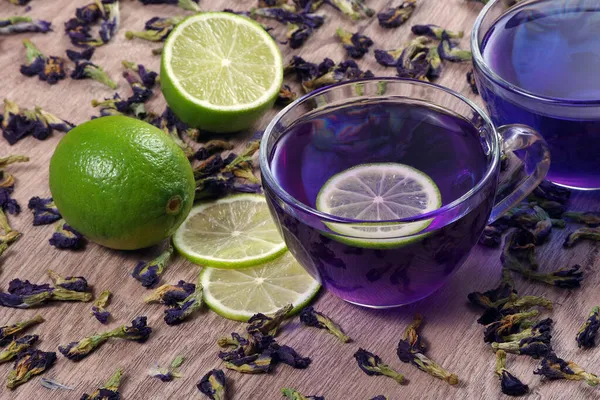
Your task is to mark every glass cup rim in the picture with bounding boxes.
[259,77,501,225]
[471,0,600,106]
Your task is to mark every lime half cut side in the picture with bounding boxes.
[173,194,287,268]
[201,252,321,321]
[316,163,442,247]
[160,12,283,132]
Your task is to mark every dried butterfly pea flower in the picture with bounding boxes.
[132,245,174,288]
[397,314,459,385]
[198,369,226,399]
[282,388,324,400]
[370,397,388,400]
[138,0,200,11]
[149,355,184,382]
[144,280,196,306]
[534,353,600,386]
[122,61,159,88]
[81,368,123,400]
[492,318,553,358]
[20,39,66,84]
[299,306,350,342]
[576,306,599,349]
[0,279,53,309]
[271,343,312,369]
[66,48,95,62]
[34,107,75,132]
[411,24,463,39]
[47,269,89,293]
[7,0,31,5]
[533,180,571,204]
[125,16,183,42]
[293,0,325,12]
[374,47,404,67]
[91,289,112,324]
[28,197,61,225]
[563,211,600,227]
[494,350,529,396]
[164,283,203,325]
[7,348,57,390]
[65,1,120,47]
[466,70,479,94]
[98,0,120,44]
[354,348,405,384]
[194,140,234,161]
[564,227,600,248]
[484,310,539,343]
[247,304,293,337]
[0,335,39,364]
[59,316,151,361]
[438,32,472,62]
[0,16,52,35]
[49,220,86,250]
[468,279,516,310]
[335,27,373,59]
[328,0,374,20]
[71,60,117,89]
[0,315,44,346]
[377,0,416,28]
[224,350,275,374]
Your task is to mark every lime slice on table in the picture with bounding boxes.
[316,163,442,248]
[201,252,321,321]
[160,12,284,133]
[173,194,287,268]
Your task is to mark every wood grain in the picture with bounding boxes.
[1,0,599,399]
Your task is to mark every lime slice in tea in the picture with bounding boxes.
[316,163,442,247]
[160,12,283,133]
[201,252,321,321]
[172,194,287,268]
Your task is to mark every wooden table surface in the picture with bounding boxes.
[1,0,599,399]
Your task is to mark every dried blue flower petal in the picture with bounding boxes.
[66,47,95,62]
[47,269,89,293]
[164,283,203,325]
[285,56,319,82]
[495,350,529,396]
[282,388,324,400]
[411,24,464,39]
[34,107,75,132]
[132,245,174,288]
[28,196,61,225]
[354,348,405,384]
[374,48,404,67]
[377,1,416,28]
[492,318,553,358]
[60,316,151,361]
[91,289,112,324]
[7,348,57,390]
[247,304,292,337]
[397,314,459,385]
[533,180,570,204]
[0,335,39,364]
[534,353,600,386]
[438,32,472,62]
[369,397,388,400]
[20,39,66,84]
[576,306,600,349]
[149,356,184,382]
[563,211,600,227]
[0,315,44,346]
[467,70,479,94]
[197,369,226,399]
[49,220,86,250]
[122,61,159,88]
[71,61,117,89]
[126,16,183,42]
[138,0,201,11]
[224,350,275,374]
[8,0,31,6]
[271,343,311,369]
[327,0,374,20]
[564,227,600,248]
[65,1,120,47]
[98,0,120,44]
[76,3,103,24]
[300,306,350,342]
[0,16,52,35]
[335,27,373,59]
[144,280,196,306]
[81,368,122,400]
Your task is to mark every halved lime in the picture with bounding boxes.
[201,252,321,321]
[160,12,283,132]
[316,163,442,247]
[173,194,287,268]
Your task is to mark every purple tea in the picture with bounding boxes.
[478,0,600,189]
[265,101,492,307]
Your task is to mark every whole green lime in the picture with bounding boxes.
[49,116,196,250]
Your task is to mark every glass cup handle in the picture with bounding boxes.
[488,124,551,223]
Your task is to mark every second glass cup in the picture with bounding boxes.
[259,78,550,308]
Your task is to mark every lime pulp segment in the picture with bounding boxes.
[201,251,321,321]
[163,12,283,110]
[173,194,287,268]
[316,163,442,240]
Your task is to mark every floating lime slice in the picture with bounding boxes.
[201,252,321,321]
[173,194,287,268]
[316,163,442,248]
